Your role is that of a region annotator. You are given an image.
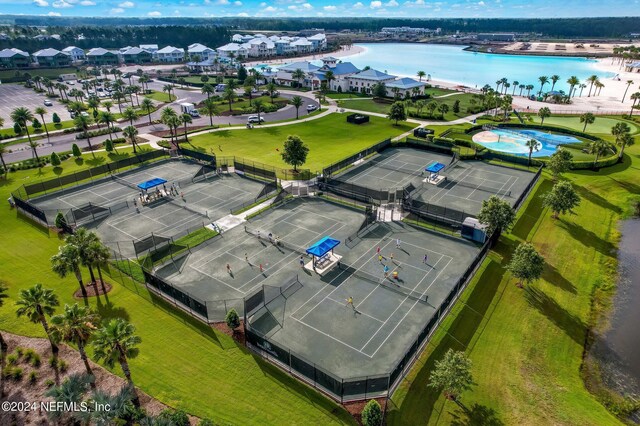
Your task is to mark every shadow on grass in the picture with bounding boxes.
[14,210,50,237]
[386,257,507,425]
[574,185,622,215]
[511,179,552,241]
[542,263,577,294]
[608,176,640,196]
[523,285,586,345]
[450,403,505,426]
[95,295,130,321]
[557,219,616,257]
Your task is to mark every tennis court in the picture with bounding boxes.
[330,147,535,215]
[29,159,271,257]
[157,196,480,378]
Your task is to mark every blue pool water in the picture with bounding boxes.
[472,128,582,157]
[338,44,612,93]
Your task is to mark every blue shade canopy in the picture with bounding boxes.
[425,162,446,173]
[137,178,167,190]
[306,236,340,257]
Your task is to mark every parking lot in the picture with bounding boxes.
[0,83,72,122]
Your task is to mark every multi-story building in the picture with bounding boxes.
[122,47,153,64]
[217,43,247,59]
[290,38,313,54]
[385,77,427,97]
[315,57,360,92]
[62,46,86,63]
[274,61,321,88]
[188,43,216,61]
[32,48,71,67]
[0,48,31,69]
[348,68,396,94]
[307,33,327,51]
[245,38,276,57]
[156,46,185,63]
[86,48,121,66]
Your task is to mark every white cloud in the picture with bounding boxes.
[47,11,61,15]
[52,0,73,8]
[263,5,277,11]
[234,0,242,5]
[237,11,249,16]
[323,5,336,10]
[33,0,48,7]
[370,0,382,8]
[353,1,364,7]
[477,0,485,4]
[119,1,134,7]
[217,0,229,4]
[147,11,161,16]
[288,5,297,9]
[110,7,124,13]
[302,2,312,8]
[385,0,398,6]
[79,0,95,4]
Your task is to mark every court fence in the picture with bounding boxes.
[242,227,501,403]
[216,156,312,181]
[322,138,392,178]
[178,147,216,165]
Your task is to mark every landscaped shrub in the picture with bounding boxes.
[75,127,121,140]
[11,367,23,381]
[50,151,61,166]
[158,409,190,426]
[361,400,382,426]
[13,122,22,135]
[72,143,81,157]
[55,212,67,230]
[32,118,42,130]
[44,378,55,388]
[28,371,38,385]
[225,308,240,330]
[52,112,61,124]
[7,354,18,366]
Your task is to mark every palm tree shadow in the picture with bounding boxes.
[557,219,616,256]
[574,185,622,215]
[542,263,576,294]
[94,297,130,321]
[450,403,504,426]
[523,286,585,345]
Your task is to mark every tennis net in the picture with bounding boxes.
[367,157,424,176]
[112,175,139,190]
[446,177,511,197]
[350,267,428,304]
[244,226,309,257]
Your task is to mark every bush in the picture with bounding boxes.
[52,112,61,124]
[28,371,38,385]
[225,308,240,330]
[105,139,114,153]
[72,143,81,157]
[32,118,42,130]
[7,354,18,366]
[50,151,61,166]
[158,409,189,426]
[15,347,24,358]
[58,359,68,372]
[49,356,58,368]
[13,122,23,135]
[361,400,383,426]
[44,378,55,388]
[11,367,23,381]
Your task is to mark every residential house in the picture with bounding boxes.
[315,57,360,92]
[275,39,295,55]
[0,48,31,69]
[156,46,185,63]
[86,48,121,66]
[275,61,321,88]
[348,68,396,94]
[122,47,153,64]
[188,43,216,61]
[217,43,247,59]
[62,46,86,63]
[624,61,640,73]
[246,38,276,57]
[290,38,313,54]
[307,33,327,51]
[385,77,427,98]
[32,48,71,67]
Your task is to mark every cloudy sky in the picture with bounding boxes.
[1,0,638,18]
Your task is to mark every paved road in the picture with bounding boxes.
[4,83,318,163]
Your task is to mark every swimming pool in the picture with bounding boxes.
[472,128,582,157]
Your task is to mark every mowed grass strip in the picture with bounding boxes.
[188,113,417,171]
[386,142,640,425]
[0,150,354,425]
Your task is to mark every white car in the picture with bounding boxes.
[306,104,318,112]
[43,100,53,106]
[247,115,265,124]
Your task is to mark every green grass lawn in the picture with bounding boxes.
[188,113,417,171]
[144,91,175,103]
[386,143,640,425]
[337,93,480,122]
[0,150,354,425]
[1,120,75,141]
[528,115,640,137]
[326,92,371,99]
[213,95,288,113]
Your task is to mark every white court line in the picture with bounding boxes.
[326,297,385,323]
[290,316,374,358]
[369,256,454,357]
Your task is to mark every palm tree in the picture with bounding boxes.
[622,80,634,103]
[253,99,264,124]
[51,243,88,298]
[112,91,124,114]
[122,106,138,127]
[180,113,192,143]
[595,80,605,96]
[87,97,101,121]
[50,304,100,385]
[123,126,139,154]
[74,115,95,157]
[98,111,116,141]
[16,283,60,355]
[167,115,182,148]
[567,76,579,98]
[201,99,219,127]
[0,282,8,397]
[92,318,142,406]
[586,75,599,97]
[495,79,502,92]
[201,83,215,100]
[162,84,174,102]
[244,86,254,106]
[587,139,612,166]
[417,70,426,81]
[140,98,154,125]
[11,106,35,154]
[549,75,560,92]
[538,107,551,124]
[67,228,100,284]
[291,68,306,89]
[45,373,93,424]
[266,82,278,103]
[290,95,303,119]
[616,132,635,162]
[0,141,8,177]
[222,85,237,112]
[518,84,525,96]
[580,112,595,132]
[102,100,114,113]
[34,106,50,140]
[160,107,178,143]
[611,122,632,161]
[512,81,519,95]
[525,139,539,166]
[324,70,335,90]
[87,241,110,294]
[630,92,640,116]
[537,76,549,96]
[525,84,534,97]
[579,84,587,97]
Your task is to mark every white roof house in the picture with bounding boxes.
[62,46,85,62]
[307,33,327,50]
[348,68,396,94]
[33,48,68,58]
[188,43,216,61]
[216,43,247,58]
[386,77,427,96]
[156,46,185,63]
[140,44,159,52]
[290,38,313,53]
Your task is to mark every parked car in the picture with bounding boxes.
[306,104,318,112]
[68,81,76,85]
[247,115,265,124]
[413,127,434,138]
[43,100,53,107]
[262,90,280,97]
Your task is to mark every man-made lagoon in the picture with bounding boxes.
[472,127,582,157]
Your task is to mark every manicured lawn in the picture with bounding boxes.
[144,90,175,103]
[1,120,75,140]
[386,144,640,424]
[212,95,288,113]
[0,152,354,425]
[326,92,371,99]
[188,113,417,171]
[528,115,640,137]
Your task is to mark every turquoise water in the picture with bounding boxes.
[338,43,612,93]
[473,128,581,157]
